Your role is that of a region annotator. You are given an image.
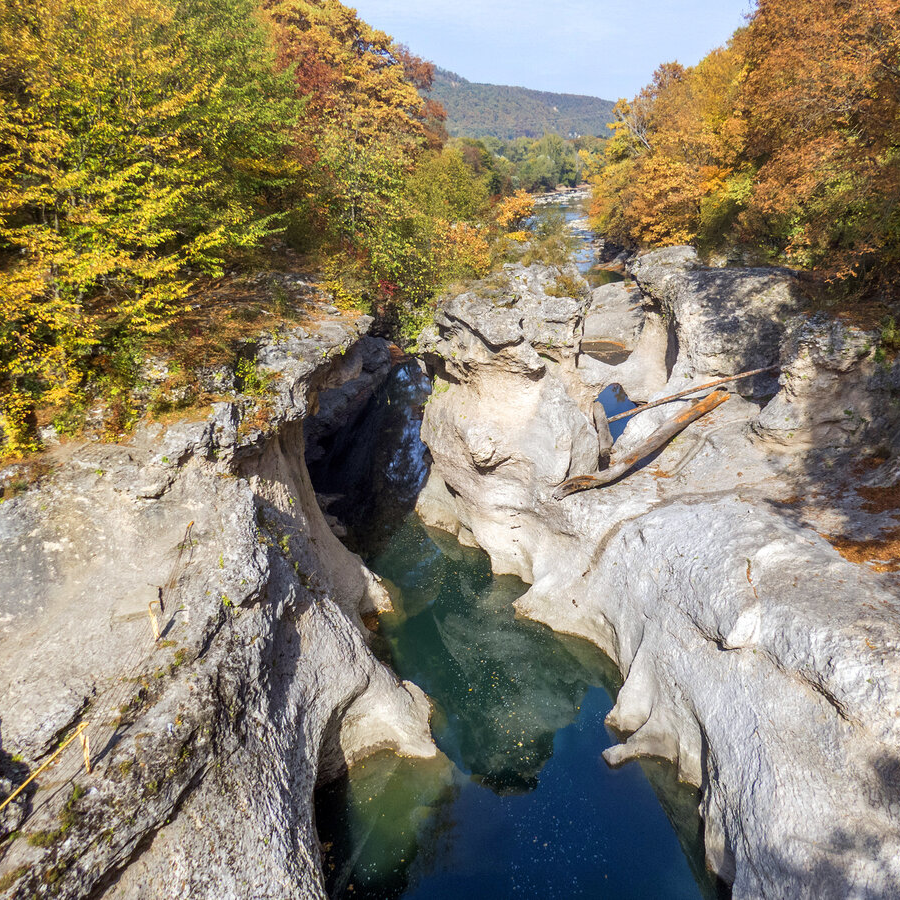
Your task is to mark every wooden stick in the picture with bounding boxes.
[0,722,89,813]
[159,520,196,616]
[148,601,161,641]
[78,730,91,775]
[555,391,730,499]
[606,366,778,424]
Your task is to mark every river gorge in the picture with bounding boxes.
[2,196,900,900]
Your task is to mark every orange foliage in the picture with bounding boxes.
[494,189,535,231]
[740,0,900,282]
[590,42,747,248]
[590,0,900,296]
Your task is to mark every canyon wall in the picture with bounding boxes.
[0,315,435,899]
[417,251,900,899]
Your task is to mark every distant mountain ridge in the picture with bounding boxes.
[429,68,616,141]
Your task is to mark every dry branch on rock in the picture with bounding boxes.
[554,390,730,499]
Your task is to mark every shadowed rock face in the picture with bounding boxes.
[306,360,432,559]
[0,319,435,899]
[583,282,643,352]
[304,336,393,466]
[416,250,900,898]
[754,313,900,453]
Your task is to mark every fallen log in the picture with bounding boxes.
[554,390,730,499]
[606,365,778,424]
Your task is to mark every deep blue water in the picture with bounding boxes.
[597,383,637,442]
[315,508,719,900]
[311,360,722,900]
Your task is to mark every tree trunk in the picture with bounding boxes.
[554,390,730,499]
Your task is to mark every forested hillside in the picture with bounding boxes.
[589,0,900,302]
[431,68,615,140]
[0,0,526,456]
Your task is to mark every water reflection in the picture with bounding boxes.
[582,339,633,366]
[316,752,458,900]
[596,383,637,441]
[315,512,722,900]
[588,267,627,288]
[372,518,620,794]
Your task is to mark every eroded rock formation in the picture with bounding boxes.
[0,316,435,899]
[416,250,900,898]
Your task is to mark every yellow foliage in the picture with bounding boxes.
[494,190,535,231]
[0,0,296,455]
[436,221,492,279]
[0,392,39,456]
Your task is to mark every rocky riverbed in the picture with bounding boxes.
[2,239,900,899]
[416,246,900,899]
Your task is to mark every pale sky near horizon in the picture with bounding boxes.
[351,0,756,100]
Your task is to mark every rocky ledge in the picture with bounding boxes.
[416,250,900,898]
[0,313,435,898]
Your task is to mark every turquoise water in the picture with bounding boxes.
[311,363,725,900]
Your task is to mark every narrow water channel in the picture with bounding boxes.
[309,360,724,900]
[309,197,725,900]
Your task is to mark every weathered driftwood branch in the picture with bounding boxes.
[554,390,731,499]
[606,366,778,424]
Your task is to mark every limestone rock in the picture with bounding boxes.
[631,246,801,398]
[583,282,643,350]
[0,317,435,899]
[755,314,900,453]
[419,250,900,899]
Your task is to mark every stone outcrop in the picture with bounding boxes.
[630,245,801,398]
[416,250,900,898]
[582,282,643,351]
[0,315,435,899]
[755,313,900,453]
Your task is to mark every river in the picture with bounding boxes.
[309,199,726,900]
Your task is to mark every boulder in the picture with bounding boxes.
[755,314,900,453]
[631,246,802,398]
[582,282,644,350]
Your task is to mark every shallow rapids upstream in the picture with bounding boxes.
[309,357,724,900]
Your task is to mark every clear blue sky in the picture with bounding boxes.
[350,0,756,100]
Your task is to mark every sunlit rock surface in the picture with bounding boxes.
[418,253,900,899]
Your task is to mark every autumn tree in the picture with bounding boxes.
[739,0,900,287]
[495,190,536,231]
[589,46,747,247]
[263,0,435,246]
[0,0,297,450]
[262,0,497,323]
[590,0,900,299]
